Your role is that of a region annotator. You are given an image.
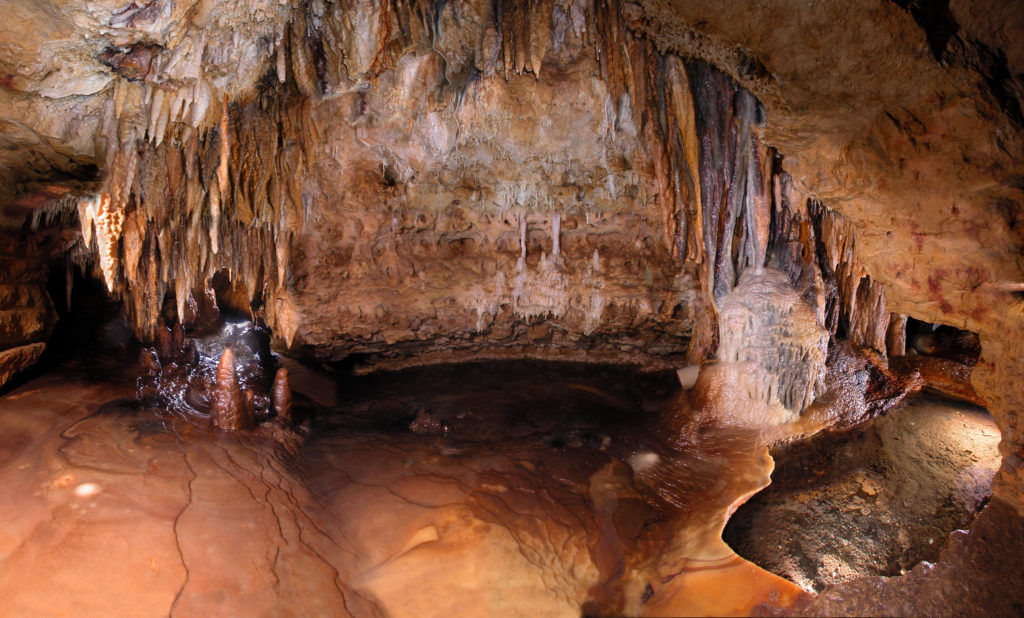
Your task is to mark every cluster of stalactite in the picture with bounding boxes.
[62,0,704,347]
[74,81,313,343]
[66,0,906,378]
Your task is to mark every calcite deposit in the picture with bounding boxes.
[0,0,1022,615]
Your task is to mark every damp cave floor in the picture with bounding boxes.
[0,359,1019,617]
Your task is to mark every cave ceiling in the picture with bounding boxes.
[1,0,1020,323]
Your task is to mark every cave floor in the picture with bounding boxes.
[0,360,1018,616]
[0,360,803,617]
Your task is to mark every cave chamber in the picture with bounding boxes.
[0,0,1022,615]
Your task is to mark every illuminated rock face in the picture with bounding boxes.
[0,0,1022,615]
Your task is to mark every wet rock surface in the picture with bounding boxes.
[2,357,1016,616]
[0,360,810,617]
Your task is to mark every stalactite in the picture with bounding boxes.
[529,0,553,77]
[72,65,311,342]
[90,193,123,292]
[665,55,702,263]
[807,200,890,354]
[290,16,319,98]
[551,213,561,256]
[489,0,554,79]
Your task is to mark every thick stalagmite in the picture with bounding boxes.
[716,267,829,415]
[209,348,252,431]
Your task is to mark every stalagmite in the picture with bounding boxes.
[210,347,253,431]
[212,95,231,254]
[272,367,293,423]
[716,267,829,415]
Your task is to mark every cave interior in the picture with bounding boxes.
[0,0,1023,616]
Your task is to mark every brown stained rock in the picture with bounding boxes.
[209,348,253,431]
[156,322,198,366]
[271,367,292,423]
[156,325,175,363]
[862,347,926,416]
[138,347,161,377]
[97,44,159,82]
